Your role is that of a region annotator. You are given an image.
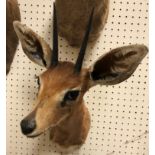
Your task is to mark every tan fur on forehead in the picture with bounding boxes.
[40,62,89,90]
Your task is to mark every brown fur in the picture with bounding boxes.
[56,0,109,46]
[24,62,91,147]
[13,21,52,68]
[50,101,90,147]
[90,45,148,85]
[13,20,148,149]
[6,0,20,74]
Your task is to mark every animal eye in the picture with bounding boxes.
[64,90,80,101]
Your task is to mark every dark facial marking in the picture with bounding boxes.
[61,90,80,107]
[64,90,80,101]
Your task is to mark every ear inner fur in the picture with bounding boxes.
[13,21,52,67]
[90,44,148,85]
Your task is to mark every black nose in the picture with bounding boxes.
[20,119,36,135]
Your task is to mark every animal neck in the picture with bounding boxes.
[50,100,90,148]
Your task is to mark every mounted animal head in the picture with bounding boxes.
[55,0,110,46]
[13,4,148,137]
[6,0,21,74]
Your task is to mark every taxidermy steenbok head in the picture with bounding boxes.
[13,4,148,148]
[56,0,110,46]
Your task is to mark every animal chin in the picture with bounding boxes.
[26,126,52,138]
[26,132,43,138]
[26,115,69,138]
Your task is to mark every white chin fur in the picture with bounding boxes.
[50,141,81,153]
[26,131,42,137]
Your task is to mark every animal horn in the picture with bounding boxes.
[51,3,58,66]
[74,8,94,73]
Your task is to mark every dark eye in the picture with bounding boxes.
[64,90,80,101]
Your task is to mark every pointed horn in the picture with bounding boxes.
[51,3,58,66]
[74,8,94,73]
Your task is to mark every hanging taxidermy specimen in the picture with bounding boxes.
[13,3,148,149]
[56,0,110,46]
[6,0,21,74]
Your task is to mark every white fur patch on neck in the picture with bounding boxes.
[50,141,81,154]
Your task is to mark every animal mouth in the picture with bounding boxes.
[25,114,70,138]
[26,125,54,138]
[26,132,43,138]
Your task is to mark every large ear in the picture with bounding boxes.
[13,21,52,68]
[89,44,148,86]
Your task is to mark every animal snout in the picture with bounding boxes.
[20,119,36,135]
